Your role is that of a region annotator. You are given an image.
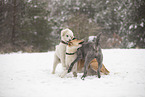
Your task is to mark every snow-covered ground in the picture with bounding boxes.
[0,49,145,97]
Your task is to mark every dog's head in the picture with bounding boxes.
[61,28,74,42]
[68,39,84,48]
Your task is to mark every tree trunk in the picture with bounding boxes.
[11,0,16,45]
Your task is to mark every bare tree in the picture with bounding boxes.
[11,0,17,45]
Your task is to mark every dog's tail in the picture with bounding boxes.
[95,32,102,46]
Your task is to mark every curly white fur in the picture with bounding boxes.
[52,28,74,74]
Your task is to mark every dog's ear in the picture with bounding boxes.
[96,32,102,46]
[61,30,66,37]
[68,42,73,46]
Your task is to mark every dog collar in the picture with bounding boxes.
[66,47,81,55]
[61,38,76,45]
[72,38,76,40]
[66,52,76,55]
[77,47,81,50]
[61,40,68,45]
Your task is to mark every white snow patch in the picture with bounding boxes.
[88,36,96,42]
[34,16,39,19]
[27,0,31,2]
[34,32,37,35]
[34,5,37,8]
[127,42,134,48]
[129,25,133,29]
[140,22,144,27]
[106,0,109,4]
[135,25,137,29]
[0,49,145,97]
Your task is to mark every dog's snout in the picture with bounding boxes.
[79,41,84,44]
[72,37,76,40]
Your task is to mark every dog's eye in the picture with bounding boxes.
[66,35,69,37]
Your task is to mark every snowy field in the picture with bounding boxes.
[0,49,145,97]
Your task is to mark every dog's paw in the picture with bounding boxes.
[73,72,77,77]
[62,65,66,68]
[59,70,67,78]
[81,76,85,80]
[52,71,55,74]
[98,75,101,78]
[59,74,64,78]
[81,75,86,80]
[68,69,71,73]
[97,71,101,78]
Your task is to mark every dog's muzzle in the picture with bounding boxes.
[72,38,76,40]
[79,41,84,44]
[66,52,76,55]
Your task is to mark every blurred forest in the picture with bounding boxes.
[0,0,145,53]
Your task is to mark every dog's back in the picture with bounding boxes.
[79,33,102,59]
[78,42,96,58]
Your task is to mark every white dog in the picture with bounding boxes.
[60,39,84,78]
[52,28,74,74]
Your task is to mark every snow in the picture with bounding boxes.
[127,42,134,48]
[34,16,39,19]
[140,22,144,27]
[129,25,133,29]
[88,36,96,42]
[106,0,109,4]
[135,25,137,29]
[27,0,31,2]
[0,49,145,97]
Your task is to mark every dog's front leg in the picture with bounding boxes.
[60,55,66,67]
[81,57,94,80]
[97,62,102,78]
[96,57,103,78]
[68,58,79,73]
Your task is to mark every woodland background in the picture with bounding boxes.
[0,0,145,53]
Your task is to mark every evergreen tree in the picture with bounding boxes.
[0,0,26,52]
[128,0,145,48]
[21,0,53,51]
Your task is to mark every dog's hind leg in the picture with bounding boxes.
[81,56,94,80]
[96,57,102,78]
[52,54,60,74]
[73,72,77,77]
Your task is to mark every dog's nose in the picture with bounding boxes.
[72,37,76,40]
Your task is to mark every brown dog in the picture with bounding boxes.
[77,59,110,75]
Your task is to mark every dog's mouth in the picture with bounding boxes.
[72,38,76,40]
[67,40,71,42]
[79,41,84,44]
[68,38,76,42]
